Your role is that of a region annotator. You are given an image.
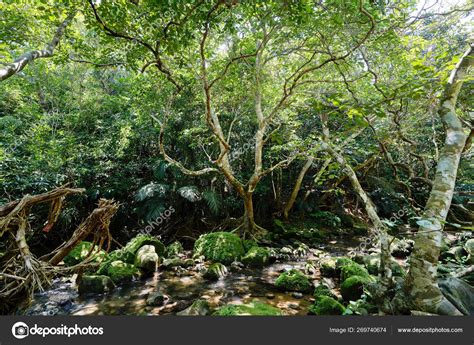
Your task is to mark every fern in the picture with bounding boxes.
[153,160,169,180]
[135,183,169,202]
[178,185,201,202]
[202,190,221,215]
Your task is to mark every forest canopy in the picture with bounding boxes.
[0,0,473,317]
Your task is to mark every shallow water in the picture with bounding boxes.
[24,239,363,316]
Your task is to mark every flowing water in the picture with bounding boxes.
[23,238,363,316]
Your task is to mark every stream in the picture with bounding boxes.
[22,238,363,316]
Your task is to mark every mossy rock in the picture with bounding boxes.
[440,246,467,263]
[362,255,405,277]
[319,258,337,277]
[214,301,282,316]
[161,257,194,269]
[344,299,378,315]
[106,260,140,284]
[391,239,414,258]
[193,232,245,264]
[309,296,345,315]
[340,275,374,302]
[165,241,184,257]
[340,262,370,281]
[134,245,159,274]
[177,300,210,316]
[96,249,128,275]
[335,257,354,269]
[313,284,337,300]
[203,263,228,280]
[123,235,165,261]
[464,239,474,256]
[243,239,258,252]
[78,275,115,294]
[275,269,312,292]
[241,247,270,268]
[63,241,106,267]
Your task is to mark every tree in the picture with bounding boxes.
[401,43,473,315]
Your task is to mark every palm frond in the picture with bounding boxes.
[135,183,169,202]
[178,185,201,202]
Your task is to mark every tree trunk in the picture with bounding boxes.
[0,11,76,82]
[242,191,256,237]
[403,44,473,315]
[322,143,392,278]
[283,157,314,219]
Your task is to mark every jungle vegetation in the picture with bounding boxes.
[0,0,473,316]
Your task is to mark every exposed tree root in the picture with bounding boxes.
[0,187,119,314]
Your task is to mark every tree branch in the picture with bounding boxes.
[0,11,77,81]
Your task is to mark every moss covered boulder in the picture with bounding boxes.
[340,262,370,281]
[309,296,345,315]
[313,284,337,301]
[341,275,374,302]
[63,241,106,267]
[106,260,140,284]
[319,258,337,277]
[214,301,282,316]
[177,300,210,316]
[344,299,378,315]
[275,269,312,292]
[78,275,115,294]
[161,257,194,270]
[123,235,165,261]
[335,257,354,269]
[165,241,184,257]
[241,247,270,268]
[243,239,258,252]
[203,263,228,280]
[193,232,244,264]
[134,245,159,274]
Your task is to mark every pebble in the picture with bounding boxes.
[266,293,275,299]
[288,303,299,310]
[292,292,303,299]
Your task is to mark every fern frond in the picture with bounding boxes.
[202,190,221,215]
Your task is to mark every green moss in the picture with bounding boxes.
[340,275,374,302]
[313,284,336,300]
[340,262,370,281]
[335,257,354,269]
[165,241,183,257]
[193,232,244,264]
[203,263,228,280]
[275,269,312,292]
[319,258,337,277]
[123,235,165,260]
[243,239,258,252]
[309,296,345,315]
[344,298,378,315]
[63,241,106,267]
[78,275,115,294]
[106,260,140,284]
[214,301,282,316]
[241,247,270,268]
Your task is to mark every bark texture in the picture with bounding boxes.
[403,44,473,315]
[0,11,76,82]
